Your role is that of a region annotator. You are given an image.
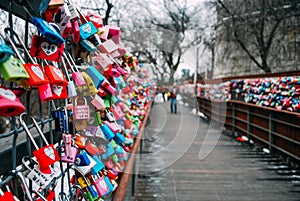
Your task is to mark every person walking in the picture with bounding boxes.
[169,83,178,113]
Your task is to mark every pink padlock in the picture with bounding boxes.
[103,120,121,134]
[93,175,109,197]
[109,68,121,77]
[101,79,117,95]
[71,19,80,44]
[74,97,90,120]
[91,94,105,110]
[98,39,118,54]
[91,53,113,74]
[114,64,128,76]
[61,133,78,163]
[64,52,86,86]
[62,21,73,38]
[108,26,121,44]
[38,83,53,102]
[0,86,26,116]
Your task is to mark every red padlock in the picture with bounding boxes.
[44,64,68,86]
[30,35,64,62]
[0,192,15,201]
[51,84,68,100]
[20,114,60,174]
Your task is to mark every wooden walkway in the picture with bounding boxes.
[124,99,300,201]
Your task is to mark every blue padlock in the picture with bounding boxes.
[86,66,105,89]
[31,17,65,44]
[100,124,115,141]
[91,155,105,175]
[103,176,114,196]
[75,150,91,166]
[114,132,125,145]
[80,21,98,40]
[0,35,14,63]
[101,143,114,160]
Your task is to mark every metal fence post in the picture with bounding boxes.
[247,107,251,140]
[269,111,274,153]
[232,103,236,133]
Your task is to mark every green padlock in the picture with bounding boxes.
[96,111,102,125]
[111,96,118,104]
[110,140,118,149]
[86,191,99,201]
[111,154,118,163]
[103,98,111,109]
[119,76,127,88]
[0,56,29,81]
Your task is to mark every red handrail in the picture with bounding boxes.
[112,103,151,201]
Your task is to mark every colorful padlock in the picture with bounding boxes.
[0,86,26,116]
[74,97,90,120]
[20,114,60,174]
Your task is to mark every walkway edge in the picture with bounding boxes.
[112,103,152,201]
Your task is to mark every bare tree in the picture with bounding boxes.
[121,0,205,84]
[214,0,299,73]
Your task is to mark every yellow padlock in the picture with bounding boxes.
[81,72,98,96]
[77,177,89,188]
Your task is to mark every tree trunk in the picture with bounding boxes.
[168,70,175,85]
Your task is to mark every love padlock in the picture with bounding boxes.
[38,83,53,102]
[100,124,115,141]
[22,156,58,189]
[30,35,64,62]
[44,64,68,86]
[74,97,90,120]
[0,86,26,117]
[20,114,60,174]
[51,84,68,100]
[90,155,105,175]
[61,56,77,98]
[53,4,71,36]
[78,72,98,96]
[91,94,105,110]
[74,151,97,176]
[90,174,109,197]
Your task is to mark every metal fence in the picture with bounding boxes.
[197,96,300,166]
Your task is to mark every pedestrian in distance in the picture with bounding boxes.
[168,83,178,113]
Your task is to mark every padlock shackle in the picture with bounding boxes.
[19,113,39,150]
[31,117,49,146]
[62,52,75,73]
[65,51,80,72]
[75,97,87,106]
[61,57,71,82]
[15,170,34,201]
[75,7,88,23]
[4,28,36,64]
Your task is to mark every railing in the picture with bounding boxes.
[197,96,300,166]
[112,102,152,201]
